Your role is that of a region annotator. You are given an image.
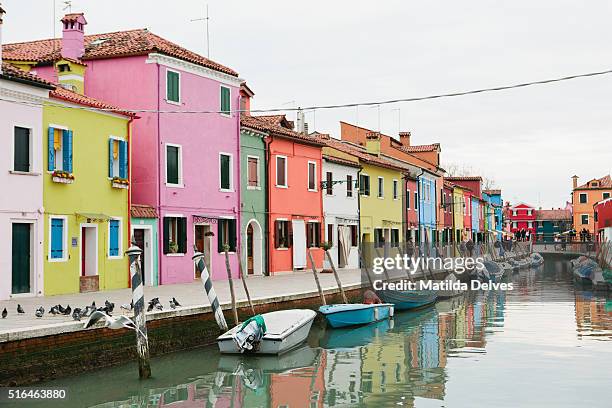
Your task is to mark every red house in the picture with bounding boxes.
[505,202,536,240]
[442,182,454,243]
[594,198,612,242]
[406,175,419,242]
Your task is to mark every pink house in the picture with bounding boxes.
[4,13,243,282]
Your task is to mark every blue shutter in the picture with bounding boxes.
[119,140,127,179]
[109,220,119,256]
[48,128,55,171]
[108,139,114,178]
[50,219,64,259]
[62,130,73,173]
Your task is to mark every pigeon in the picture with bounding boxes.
[91,301,96,310]
[147,302,154,312]
[72,308,82,321]
[35,306,44,318]
[172,297,181,307]
[49,306,60,315]
[1,308,6,319]
[169,299,177,309]
[17,304,25,314]
[147,297,160,312]
[80,306,93,317]
[63,305,72,316]
[57,304,66,314]
[104,300,115,313]
[84,310,147,339]
[120,301,133,312]
[155,303,163,311]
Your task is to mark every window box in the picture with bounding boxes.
[111,177,129,189]
[52,170,74,184]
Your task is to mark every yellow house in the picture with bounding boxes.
[43,86,134,295]
[451,184,467,243]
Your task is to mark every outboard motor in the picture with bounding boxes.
[233,315,267,353]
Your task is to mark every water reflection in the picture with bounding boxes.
[28,258,612,408]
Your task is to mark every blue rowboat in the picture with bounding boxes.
[319,303,394,328]
[375,290,437,311]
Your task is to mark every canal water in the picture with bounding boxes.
[21,256,612,407]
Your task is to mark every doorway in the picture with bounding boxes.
[133,228,147,285]
[245,219,263,275]
[80,225,98,277]
[11,223,31,295]
[194,224,212,278]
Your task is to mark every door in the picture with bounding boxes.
[247,224,254,274]
[12,223,31,294]
[194,224,211,278]
[292,219,307,269]
[134,229,146,285]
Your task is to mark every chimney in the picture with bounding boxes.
[365,131,381,156]
[399,131,411,146]
[296,108,306,134]
[239,82,254,116]
[0,4,5,75]
[572,175,578,190]
[61,13,87,60]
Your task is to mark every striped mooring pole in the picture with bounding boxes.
[126,243,151,379]
[193,250,228,331]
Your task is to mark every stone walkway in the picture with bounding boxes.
[0,269,363,336]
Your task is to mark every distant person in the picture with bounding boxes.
[466,239,475,257]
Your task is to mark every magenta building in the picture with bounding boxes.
[4,13,244,283]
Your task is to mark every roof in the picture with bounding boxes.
[0,62,55,89]
[240,114,325,146]
[443,180,456,189]
[323,154,362,168]
[396,143,440,153]
[575,175,611,190]
[3,28,238,76]
[483,189,502,195]
[535,209,571,221]
[50,86,135,117]
[61,13,85,23]
[322,138,411,172]
[445,176,483,181]
[131,204,158,219]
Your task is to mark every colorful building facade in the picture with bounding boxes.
[571,175,612,235]
[130,204,159,286]
[505,202,536,239]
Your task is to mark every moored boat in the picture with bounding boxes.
[376,289,437,311]
[319,303,394,328]
[530,252,544,267]
[217,309,316,355]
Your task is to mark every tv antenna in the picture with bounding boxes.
[190,4,210,58]
[63,1,72,12]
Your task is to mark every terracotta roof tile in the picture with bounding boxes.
[50,86,135,117]
[322,139,411,172]
[445,176,483,181]
[1,62,55,88]
[240,115,325,146]
[575,175,611,189]
[397,143,440,153]
[3,29,237,76]
[61,13,84,23]
[323,154,362,168]
[483,189,502,195]
[535,209,571,221]
[131,204,158,219]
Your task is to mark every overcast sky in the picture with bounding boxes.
[3,0,611,208]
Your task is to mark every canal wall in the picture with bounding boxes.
[0,284,366,386]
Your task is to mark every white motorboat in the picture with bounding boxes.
[217,309,317,355]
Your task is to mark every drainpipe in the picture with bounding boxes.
[415,168,424,246]
[357,167,362,266]
[127,116,134,288]
[235,97,241,276]
[263,136,271,276]
[156,63,163,285]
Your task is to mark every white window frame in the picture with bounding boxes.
[165,143,183,188]
[48,124,69,172]
[392,179,399,200]
[275,155,288,188]
[603,192,610,200]
[246,155,261,190]
[166,68,181,105]
[346,174,354,198]
[377,176,384,199]
[512,221,517,229]
[107,217,123,259]
[220,85,231,117]
[527,209,532,216]
[108,136,125,179]
[528,221,533,229]
[307,161,318,192]
[579,193,587,204]
[360,173,370,197]
[165,213,185,257]
[48,215,68,263]
[581,214,589,225]
[219,152,234,192]
[11,124,34,174]
[406,188,411,209]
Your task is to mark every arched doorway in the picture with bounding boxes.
[245,219,263,275]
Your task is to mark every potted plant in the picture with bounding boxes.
[111,176,130,189]
[52,170,75,184]
[169,240,179,254]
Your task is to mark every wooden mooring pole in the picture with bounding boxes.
[126,243,151,379]
[223,247,239,326]
[308,249,326,305]
[325,250,348,303]
[236,245,255,315]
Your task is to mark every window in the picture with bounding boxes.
[219,153,233,191]
[579,193,587,204]
[594,212,598,222]
[512,210,517,216]
[406,189,411,209]
[163,216,187,254]
[414,191,418,210]
[327,224,333,243]
[108,138,128,179]
[108,219,122,258]
[347,175,353,197]
[581,214,589,225]
[247,156,259,188]
[220,86,231,115]
[377,177,384,198]
[528,221,533,228]
[360,174,370,196]
[49,217,67,261]
[391,229,400,247]
[166,144,182,186]
[512,222,517,228]
[14,127,31,172]
[308,161,317,191]
[166,70,180,103]
[592,182,599,187]
[374,228,384,248]
[350,225,358,246]
[306,222,321,248]
[276,156,287,187]
[218,218,237,252]
[393,179,399,200]
[527,209,532,216]
[326,171,333,195]
[275,220,290,248]
[47,127,73,173]
[604,192,610,200]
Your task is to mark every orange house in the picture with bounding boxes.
[572,175,611,235]
[248,115,325,274]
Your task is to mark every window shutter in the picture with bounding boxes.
[229,219,237,252]
[274,220,280,248]
[108,139,114,177]
[162,217,170,254]
[119,140,127,179]
[50,219,63,259]
[288,221,293,247]
[178,217,187,253]
[109,220,119,256]
[62,130,73,173]
[218,220,224,253]
[220,154,230,189]
[48,128,55,171]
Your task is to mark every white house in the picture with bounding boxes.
[322,152,361,270]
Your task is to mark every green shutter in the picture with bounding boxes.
[162,217,170,254]
[217,220,224,253]
[229,219,236,252]
[14,127,30,172]
[178,217,187,253]
[167,71,180,103]
[166,146,179,184]
[220,154,230,190]
[220,87,230,114]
